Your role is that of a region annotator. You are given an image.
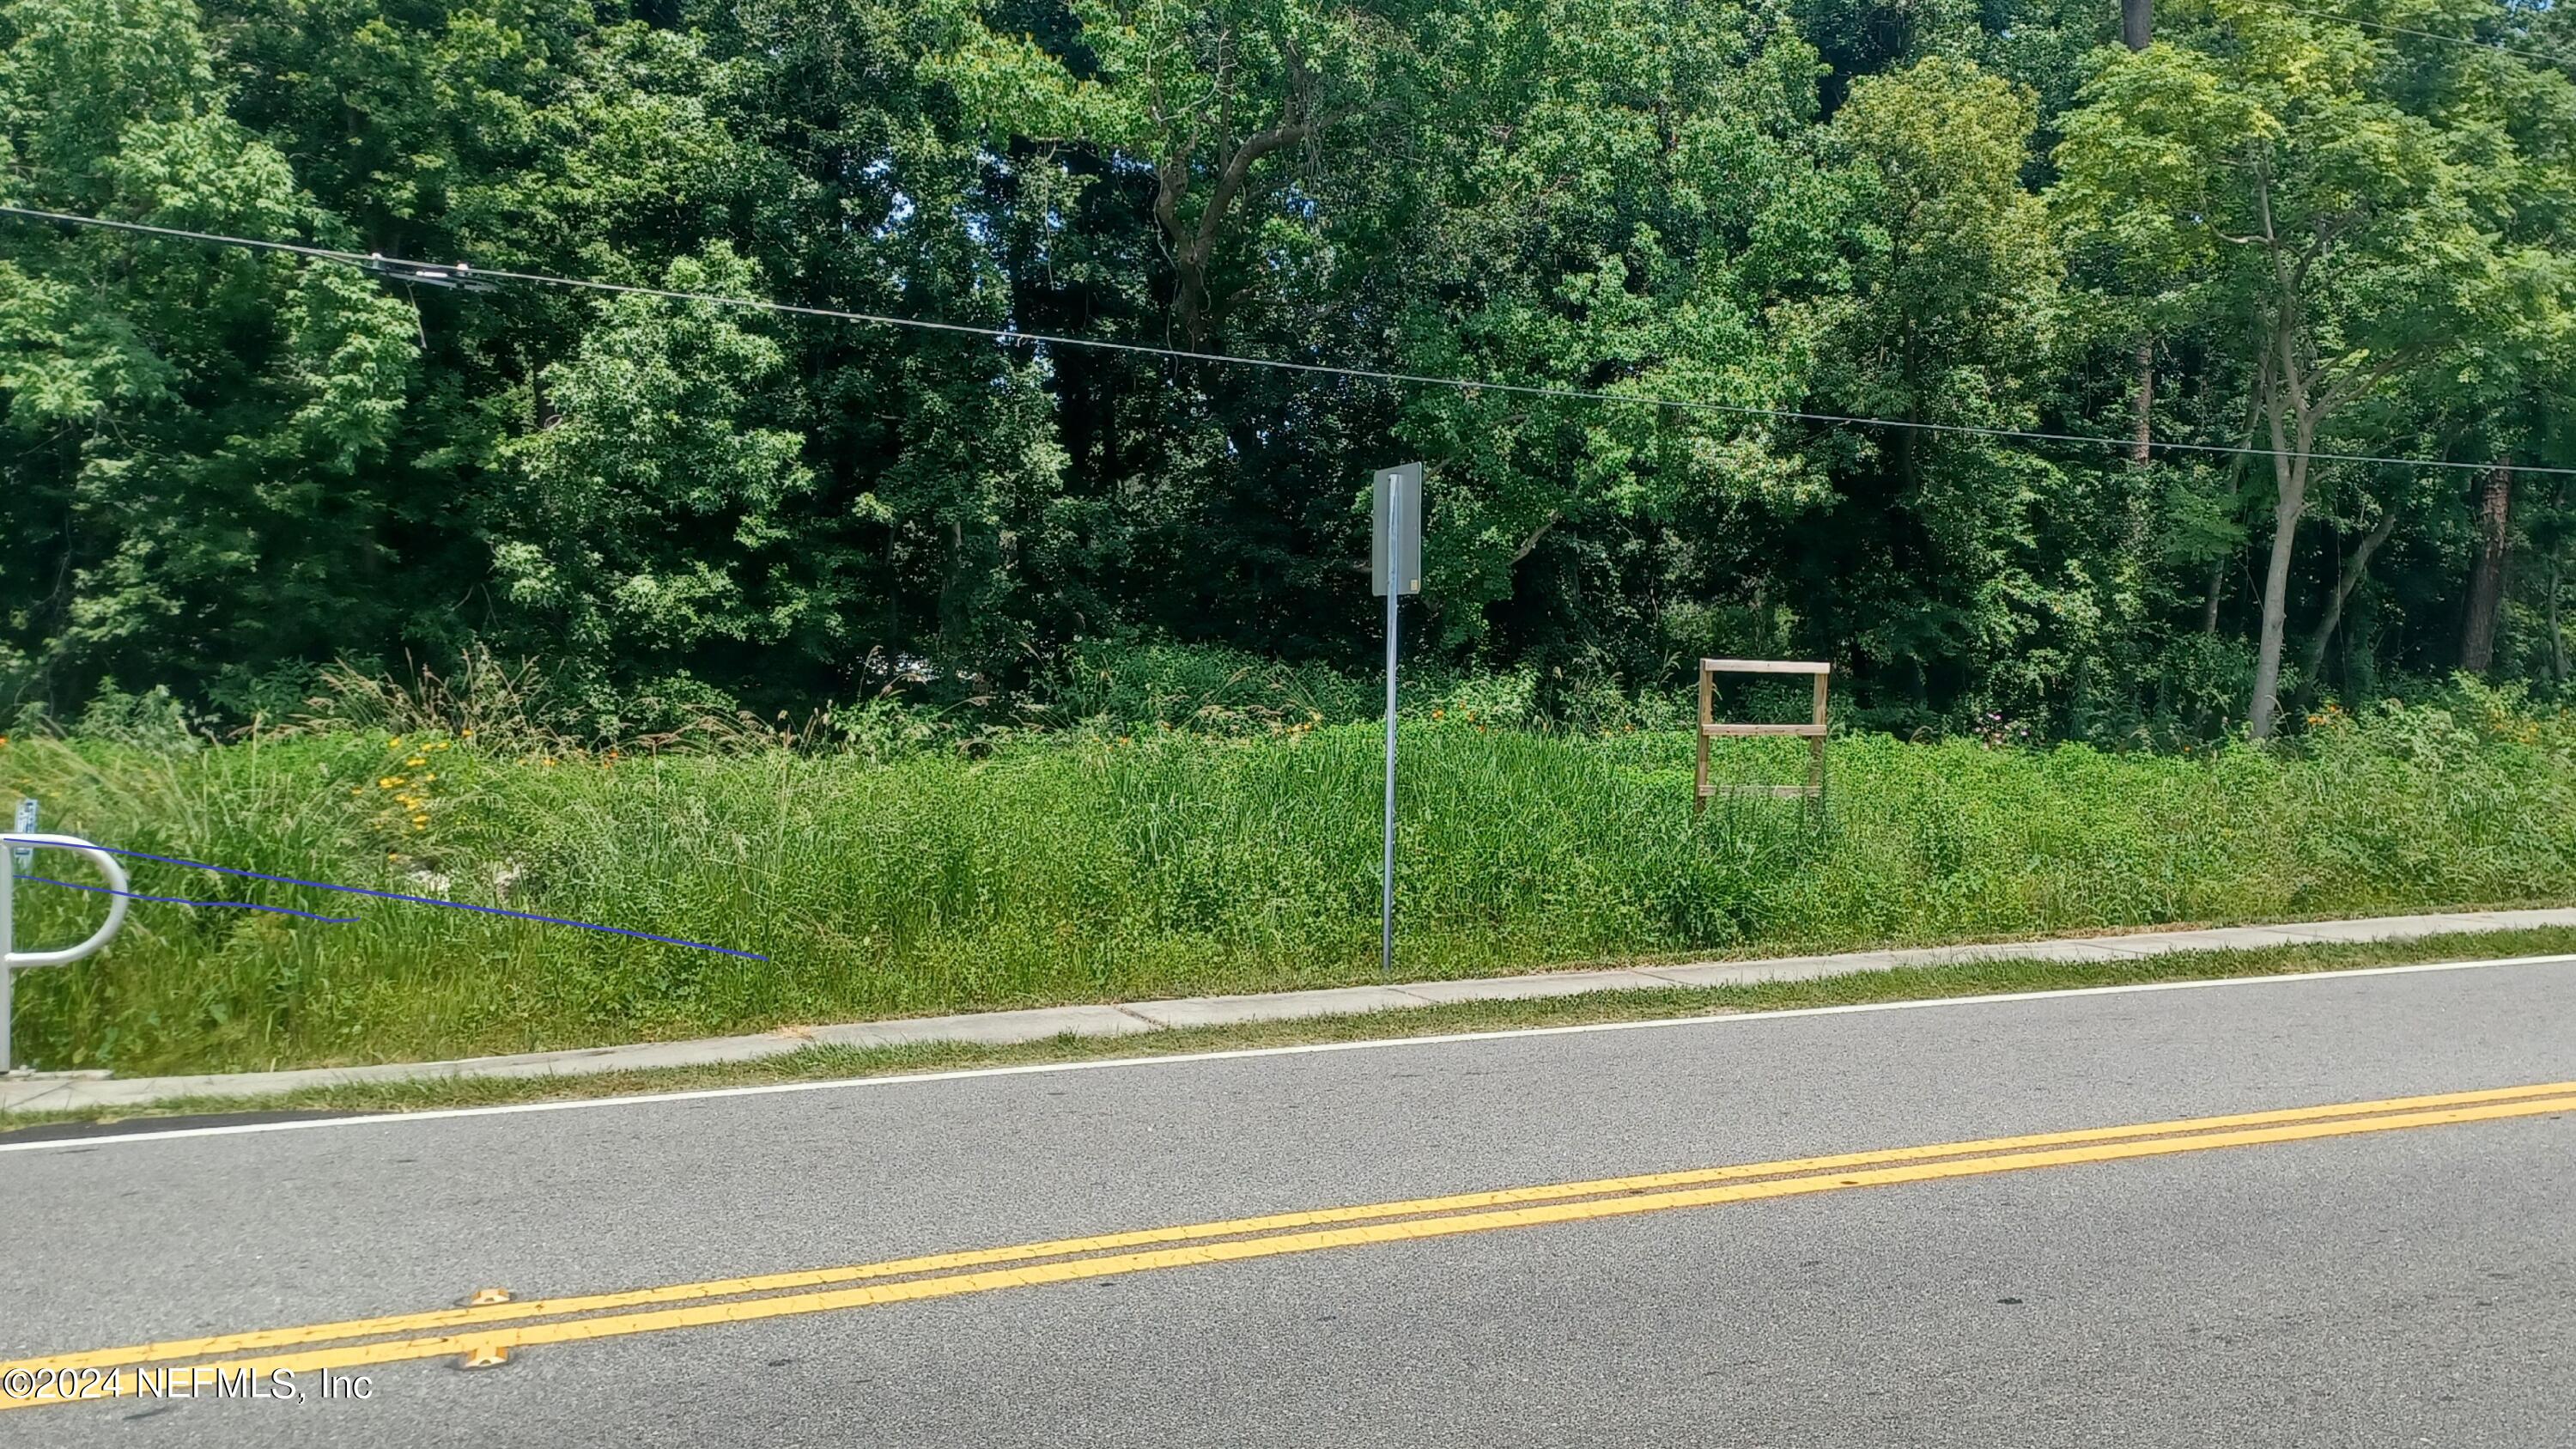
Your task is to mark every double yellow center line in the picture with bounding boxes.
[9,1078,2573,1409]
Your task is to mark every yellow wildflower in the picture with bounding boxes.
[461,729,475,739]
[406,756,428,767]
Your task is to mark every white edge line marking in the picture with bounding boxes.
[6,950,2573,1155]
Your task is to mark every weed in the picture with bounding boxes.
[3,689,2574,1075]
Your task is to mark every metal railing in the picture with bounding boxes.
[2,834,131,1075]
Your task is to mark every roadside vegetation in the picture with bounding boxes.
[6,654,2574,1077]
[10,2,2576,1087]
[8,928,2573,1132]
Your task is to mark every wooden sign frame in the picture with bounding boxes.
[1695,658,1830,813]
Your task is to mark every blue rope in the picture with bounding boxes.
[17,873,360,923]
[3,837,768,961]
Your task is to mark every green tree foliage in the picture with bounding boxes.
[494,246,815,691]
[3,0,2575,739]
[1808,55,2071,713]
[0,0,418,706]
[2055,0,2570,735]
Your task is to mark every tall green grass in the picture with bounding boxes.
[5,688,2573,1075]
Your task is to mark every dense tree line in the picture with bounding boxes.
[4,0,2574,740]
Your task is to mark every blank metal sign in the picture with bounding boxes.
[1372,462,1423,597]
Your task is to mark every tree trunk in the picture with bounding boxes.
[2248,472,2302,740]
[2460,460,2512,673]
[2247,331,2314,741]
[2123,0,2154,51]
[2239,155,2416,735]
[2550,551,2566,684]
[2300,508,2396,689]
[2122,0,2154,467]
[1509,512,1561,569]
[1156,119,1321,344]
[2130,338,2154,466]
[2202,552,2225,634]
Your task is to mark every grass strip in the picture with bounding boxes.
[8,926,2574,1134]
[15,710,2576,1075]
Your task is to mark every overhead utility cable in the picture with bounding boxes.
[2267,0,2576,64]
[3,203,2568,478]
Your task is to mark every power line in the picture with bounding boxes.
[2268,0,2575,64]
[3,202,2568,478]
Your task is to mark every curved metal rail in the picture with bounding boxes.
[2,834,131,1074]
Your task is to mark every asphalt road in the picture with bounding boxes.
[4,956,2574,1447]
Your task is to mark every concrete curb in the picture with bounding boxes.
[8,906,2574,1113]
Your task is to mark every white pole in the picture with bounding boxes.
[3,799,21,1073]
[2,840,15,1074]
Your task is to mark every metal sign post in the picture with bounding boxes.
[1372,463,1423,979]
[11,799,32,875]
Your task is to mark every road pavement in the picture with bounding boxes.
[3,956,2573,1446]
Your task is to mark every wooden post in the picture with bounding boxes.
[1810,668,1829,803]
[1694,659,1832,810]
[1695,667,1714,815]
